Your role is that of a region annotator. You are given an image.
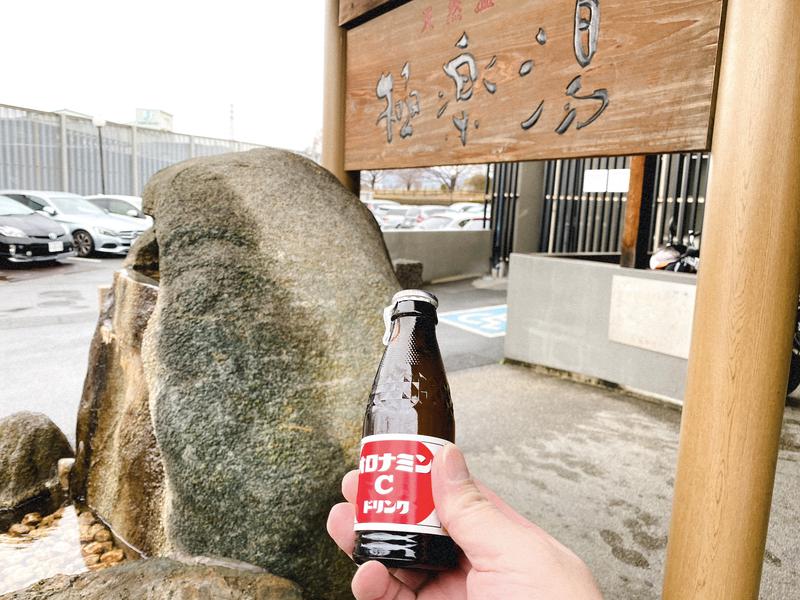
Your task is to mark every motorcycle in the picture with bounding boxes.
[650,230,800,395]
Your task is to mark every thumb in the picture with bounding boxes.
[432,444,528,568]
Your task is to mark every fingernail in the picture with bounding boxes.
[442,444,470,482]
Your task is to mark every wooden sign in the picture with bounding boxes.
[339,0,399,26]
[344,0,724,170]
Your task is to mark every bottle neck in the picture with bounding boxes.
[387,313,438,350]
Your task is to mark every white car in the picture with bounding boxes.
[448,202,486,214]
[380,206,415,229]
[363,199,400,215]
[1,190,149,257]
[415,213,490,231]
[86,195,153,227]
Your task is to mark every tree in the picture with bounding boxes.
[424,165,479,194]
[302,131,322,164]
[396,168,422,191]
[464,172,489,192]
[361,170,385,190]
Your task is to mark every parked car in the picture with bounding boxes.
[416,205,451,225]
[0,190,148,257]
[456,216,491,230]
[0,195,76,264]
[414,214,491,231]
[363,199,400,214]
[416,214,458,230]
[380,206,415,229]
[448,201,486,214]
[86,194,153,226]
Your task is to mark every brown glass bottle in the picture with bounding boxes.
[353,290,459,570]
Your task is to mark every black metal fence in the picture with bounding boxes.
[486,162,520,269]
[538,153,710,255]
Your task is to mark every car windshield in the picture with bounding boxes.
[0,196,34,216]
[49,196,106,216]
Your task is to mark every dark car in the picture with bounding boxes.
[0,195,75,263]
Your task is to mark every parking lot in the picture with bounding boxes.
[0,257,124,444]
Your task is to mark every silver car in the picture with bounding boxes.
[0,190,149,257]
[85,195,154,228]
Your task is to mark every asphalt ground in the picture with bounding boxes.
[0,256,124,445]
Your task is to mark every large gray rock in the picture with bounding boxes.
[71,266,166,556]
[0,413,73,530]
[0,557,302,600]
[141,149,399,598]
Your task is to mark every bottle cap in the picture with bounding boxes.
[382,289,439,345]
[390,289,439,309]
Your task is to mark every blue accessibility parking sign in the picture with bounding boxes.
[438,304,507,338]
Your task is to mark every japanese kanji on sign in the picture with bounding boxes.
[343,0,724,170]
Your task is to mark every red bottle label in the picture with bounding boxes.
[355,434,449,536]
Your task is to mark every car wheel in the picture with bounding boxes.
[72,230,94,257]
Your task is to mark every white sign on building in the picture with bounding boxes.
[135,108,173,131]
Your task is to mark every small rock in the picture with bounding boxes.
[80,529,95,543]
[0,412,73,532]
[83,541,112,556]
[8,523,30,536]
[100,549,125,564]
[393,259,424,288]
[40,514,56,527]
[88,523,106,538]
[21,512,42,527]
[94,529,112,543]
[84,553,100,566]
[28,527,50,539]
[78,511,96,527]
[58,458,75,493]
[53,507,65,519]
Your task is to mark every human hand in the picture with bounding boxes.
[327,443,603,599]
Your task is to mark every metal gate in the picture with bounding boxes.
[538,152,710,256]
[486,162,520,270]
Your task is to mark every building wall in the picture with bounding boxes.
[505,253,697,402]
[382,229,492,283]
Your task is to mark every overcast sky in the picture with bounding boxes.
[4,0,325,150]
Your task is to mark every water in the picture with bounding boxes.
[0,505,133,594]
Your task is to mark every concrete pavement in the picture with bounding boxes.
[451,363,800,599]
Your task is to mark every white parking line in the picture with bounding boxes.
[66,257,103,263]
[438,304,508,338]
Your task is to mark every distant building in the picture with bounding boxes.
[53,108,93,119]
[135,108,173,131]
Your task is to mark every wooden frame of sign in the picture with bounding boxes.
[322,2,800,597]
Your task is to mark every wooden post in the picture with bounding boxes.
[620,155,657,269]
[662,1,800,598]
[322,0,359,193]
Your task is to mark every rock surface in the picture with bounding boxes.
[393,258,424,289]
[0,557,303,600]
[141,148,398,598]
[71,268,166,556]
[0,413,73,530]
